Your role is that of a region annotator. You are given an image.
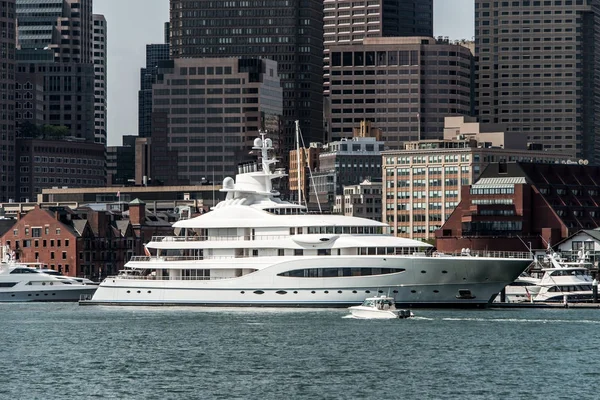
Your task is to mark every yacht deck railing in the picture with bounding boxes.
[127,251,532,264]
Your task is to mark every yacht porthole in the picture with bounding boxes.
[52,293,55,295]
[147,291,151,294]
[241,291,245,294]
[352,290,357,294]
[253,290,265,295]
[11,294,15,297]
[127,290,131,293]
[28,294,32,296]
[442,271,448,274]
[393,290,398,294]
[378,290,383,294]
[324,291,329,294]
[42,282,45,286]
[337,290,342,294]
[44,293,48,296]
[365,290,371,294]
[311,291,316,294]
[36,294,39,296]
[50,282,53,285]
[137,291,141,294]
[433,290,439,293]
[421,270,426,274]
[276,290,287,295]
[411,290,417,293]
[293,291,298,294]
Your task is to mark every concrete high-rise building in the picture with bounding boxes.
[327,37,473,147]
[0,0,16,202]
[138,42,170,138]
[149,57,283,185]
[323,0,433,95]
[169,0,324,151]
[92,14,107,145]
[475,0,597,161]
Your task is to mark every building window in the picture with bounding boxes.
[32,228,41,237]
[62,252,67,260]
[56,228,61,235]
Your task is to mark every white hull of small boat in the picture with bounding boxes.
[348,306,412,319]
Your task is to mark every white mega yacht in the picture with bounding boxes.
[84,133,532,308]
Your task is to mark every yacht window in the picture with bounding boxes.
[326,226,334,234]
[319,227,326,234]
[335,227,342,234]
[294,249,303,256]
[317,249,331,256]
[297,227,303,234]
[367,247,376,255]
[289,228,295,235]
[343,227,350,234]
[10,268,39,274]
[351,227,358,234]
[278,267,405,278]
[358,227,364,234]
[252,250,258,257]
[0,282,17,288]
[278,249,285,256]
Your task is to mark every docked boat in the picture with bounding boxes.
[82,132,532,308]
[531,252,595,303]
[0,252,98,302]
[497,273,541,303]
[348,296,413,319]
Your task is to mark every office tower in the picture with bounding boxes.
[327,37,472,146]
[475,0,596,161]
[323,0,433,96]
[138,42,170,138]
[0,0,16,202]
[15,0,96,142]
[92,14,107,145]
[150,58,282,185]
[16,0,93,64]
[169,0,324,151]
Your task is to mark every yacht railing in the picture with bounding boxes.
[128,250,532,263]
[109,275,235,281]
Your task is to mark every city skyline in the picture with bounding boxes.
[92,0,475,146]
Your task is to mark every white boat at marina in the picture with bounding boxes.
[531,252,595,303]
[83,131,532,308]
[0,249,98,302]
[348,296,413,319]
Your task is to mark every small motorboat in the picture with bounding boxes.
[348,295,413,319]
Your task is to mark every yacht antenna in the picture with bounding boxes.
[295,120,302,206]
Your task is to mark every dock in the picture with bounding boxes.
[492,302,600,309]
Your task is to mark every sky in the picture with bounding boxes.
[93,0,475,146]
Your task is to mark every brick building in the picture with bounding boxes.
[436,162,600,253]
[0,200,173,280]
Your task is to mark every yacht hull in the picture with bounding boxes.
[0,286,97,302]
[83,256,531,307]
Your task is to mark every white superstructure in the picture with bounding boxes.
[84,132,532,307]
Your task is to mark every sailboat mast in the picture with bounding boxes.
[295,120,301,205]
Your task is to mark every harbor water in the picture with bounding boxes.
[1,303,599,399]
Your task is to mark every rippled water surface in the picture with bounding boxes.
[1,304,599,399]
